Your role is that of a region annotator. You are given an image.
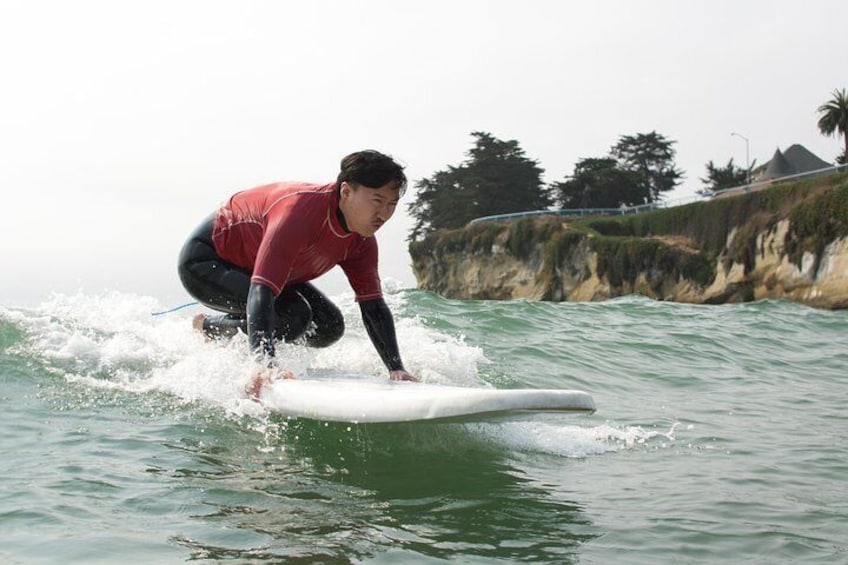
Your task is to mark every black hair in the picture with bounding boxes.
[336,150,407,196]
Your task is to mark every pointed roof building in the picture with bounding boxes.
[782,144,832,172]
[753,144,832,182]
[760,148,796,181]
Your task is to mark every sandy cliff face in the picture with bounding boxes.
[745,220,848,308]
[412,197,848,309]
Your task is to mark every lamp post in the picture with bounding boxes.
[731,132,751,184]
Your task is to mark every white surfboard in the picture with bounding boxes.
[260,378,596,423]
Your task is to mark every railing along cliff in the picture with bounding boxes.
[467,164,846,225]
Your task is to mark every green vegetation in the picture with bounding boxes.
[410,173,848,297]
[407,132,551,241]
[609,131,684,202]
[700,158,755,193]
[507,218,560,258]
[407,130,685,241]
[579,174,848,272]
[785,178,848,270]
[409,87,844,248]
[551,157,645,208]
[817,87,848,164]
[591,237,715,289]
[409,221,504,258]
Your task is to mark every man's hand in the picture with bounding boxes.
[246,368,295,400]
[389,370,418,382]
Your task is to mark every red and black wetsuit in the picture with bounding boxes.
[178,181,404,372]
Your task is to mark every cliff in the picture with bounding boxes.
[409,173,848,309]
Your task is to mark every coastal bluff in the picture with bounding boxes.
[409,174,848,309]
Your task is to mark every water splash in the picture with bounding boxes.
[2,290,490,420]
[470,420,683,458]
[2,290,648,459]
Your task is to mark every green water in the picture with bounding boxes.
[1,291,847,563]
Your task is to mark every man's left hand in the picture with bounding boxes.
[390,370,418,382]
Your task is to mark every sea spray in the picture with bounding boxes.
[2,289,491,422]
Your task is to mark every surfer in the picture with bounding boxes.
[177,150,418,388]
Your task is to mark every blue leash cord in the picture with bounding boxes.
[151,301,199,316]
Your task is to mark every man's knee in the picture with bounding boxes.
[276,284,345,348]
[274,293,312,343]
[307,313,344,348]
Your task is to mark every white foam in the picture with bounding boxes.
[5,290,651,458]
[470,420,682,458]
[306,289,489,386]
[4,290,489,419]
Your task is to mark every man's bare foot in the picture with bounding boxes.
[192,313,207,333]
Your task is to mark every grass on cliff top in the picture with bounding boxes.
[584,173,846,240]
[408,172,848,276]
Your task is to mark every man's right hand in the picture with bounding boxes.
[245,368,295,400]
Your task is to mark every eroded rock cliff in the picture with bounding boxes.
[410,174,848,309]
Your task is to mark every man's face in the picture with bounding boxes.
[339,181,399,237]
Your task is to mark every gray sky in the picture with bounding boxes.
[2,0,846,306]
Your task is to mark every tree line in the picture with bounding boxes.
[408,88,848,241]
[408,130,684,241]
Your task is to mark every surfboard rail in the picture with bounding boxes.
[261,379,596,424]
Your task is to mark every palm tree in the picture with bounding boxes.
[817,88,848,163]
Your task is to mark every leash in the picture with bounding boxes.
[151,301,199,316]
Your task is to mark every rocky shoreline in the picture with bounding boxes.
[410,174,848,309]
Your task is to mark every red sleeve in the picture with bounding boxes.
[340,238,383,302]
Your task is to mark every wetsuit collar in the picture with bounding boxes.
[335,205,350,233]
[330,185,352,236]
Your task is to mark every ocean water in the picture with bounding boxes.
[1,288,847,564]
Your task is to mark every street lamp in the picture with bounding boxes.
[731,132,751,184]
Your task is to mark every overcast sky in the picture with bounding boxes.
[1,0,845,306]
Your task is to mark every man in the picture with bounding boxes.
[178,150,417,388]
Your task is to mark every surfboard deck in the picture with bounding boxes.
[260,378,596,423]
